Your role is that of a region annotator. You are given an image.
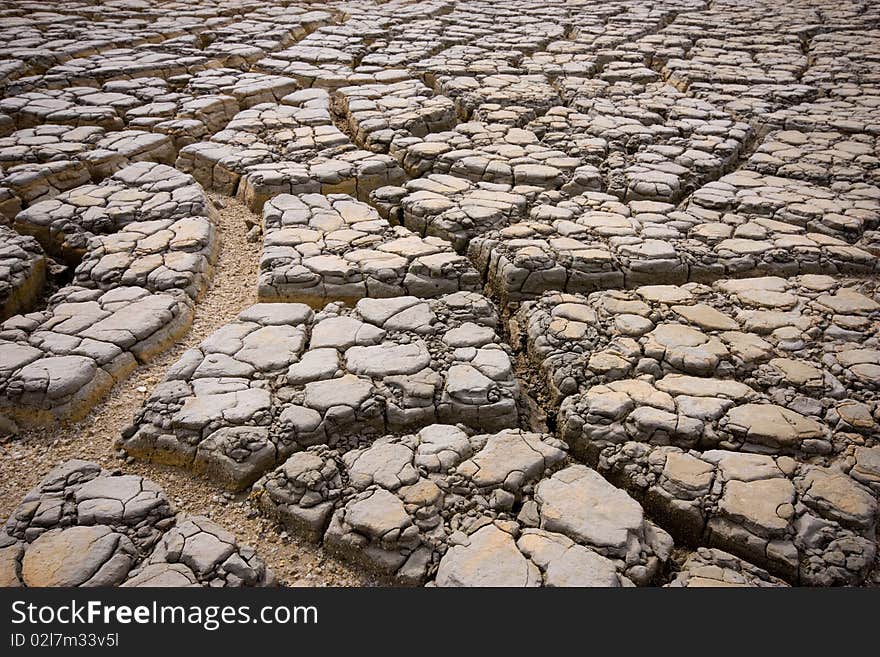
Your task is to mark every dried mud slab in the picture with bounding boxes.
[1,459,274,588]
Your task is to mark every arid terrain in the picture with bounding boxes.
[0,0,879,588]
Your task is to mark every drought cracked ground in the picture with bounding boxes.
[0,0,879,589]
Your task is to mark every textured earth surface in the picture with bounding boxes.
[1,0,879,588]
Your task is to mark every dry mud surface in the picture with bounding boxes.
[0,0,879,588]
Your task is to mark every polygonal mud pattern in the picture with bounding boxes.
[258,193,481,305]
[0,162,217,424]
[121,294,523,491]
[1,459,274,587]
[1,0,879,588]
